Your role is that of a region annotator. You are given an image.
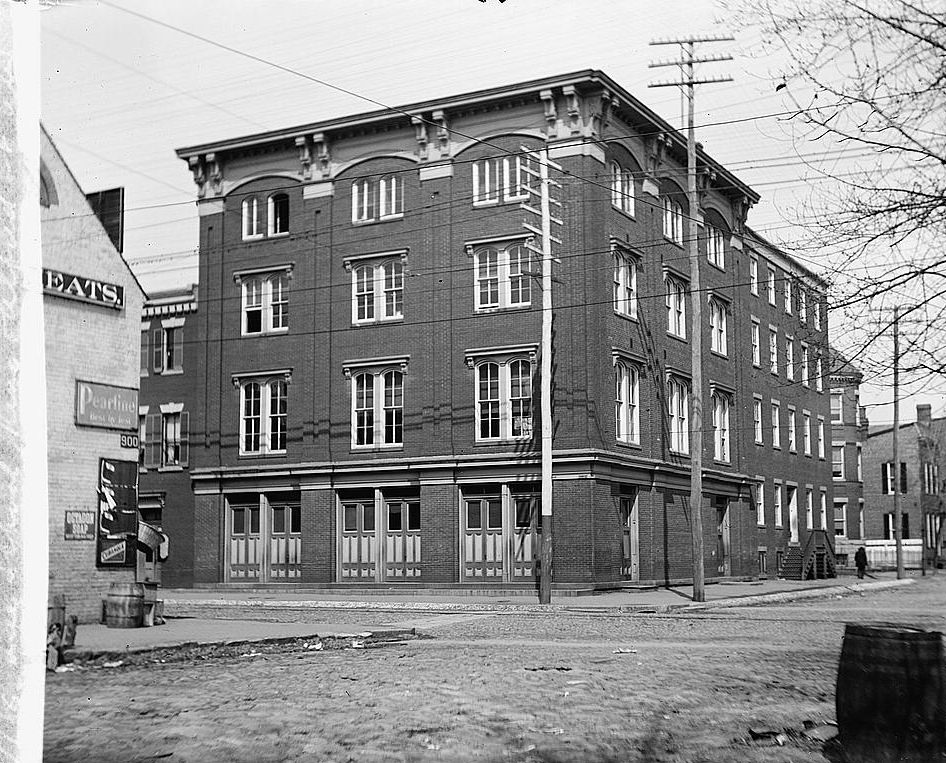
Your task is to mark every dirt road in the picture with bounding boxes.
[43,577,946,762]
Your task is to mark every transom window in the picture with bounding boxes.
[662,196,684,245]
[474,357,533,441]
[665,274,687,338]
[709,298,728,355]
[613,249,638,319]
[472,242,531,311]
[614,360,640,445]
[240,378,288,456]
[706,226,725,269]
[241,273,290,335]
[352,174,403,223]
[352,259,404,324]
[352,369,404,448]
[667,376,689,454]
[472,155,532,205]
[610,161,635,216]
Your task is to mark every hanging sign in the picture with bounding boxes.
[96,458,138,567]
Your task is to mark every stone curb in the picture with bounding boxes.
[685,578,916,611]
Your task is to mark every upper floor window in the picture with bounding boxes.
[832,445,845,480]
[140,330,149,376]
[242,273,290,335]
[613,249,638,319]
[800,343,810,387]
[753,397,764,444]
[799,289,807,324]
[352,369,404,448]
[756,480,765,526]
[472,155,531,206]
[813,299,822,330]
[709,298,728,355]
[803,412,812,455]
[815,355,824,392]
[787,407,797,452]
[817,417,826,458]
[352,174,403,223]
[785,337,795,380]
[153,323,184,374]
[472,242,531,311]
[665,274,687,338]
[767,267,776,305]
[610,162,635,216]
[667,376,689,454]
[784,278,793,314]
[473,355,533,442]
[239,376,289,456]
[615,360,640,445]
[768,328,778,375]
[706,226,725,269]
[751,321,761,367]
[352,258,404,324]
[242,197,261,239]
[712,393,731,462]
[662,197,684,245]
[749,256,759,295]
[923,463,940,494]
[881,462,907,494]
[142,409,190,469]
[830,392,843,422]
[267,193,289,236]
[771,401,781,448]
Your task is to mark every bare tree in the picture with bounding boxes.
[728,0,946,383]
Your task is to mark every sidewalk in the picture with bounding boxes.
[62,573,916,660]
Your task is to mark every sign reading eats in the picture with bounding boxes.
[42,268,124,309]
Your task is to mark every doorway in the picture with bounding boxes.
[461,483,540,582]
[226,492,301,582]
[715,497,731,576]
[338,488,421,582]
[620,490,640,581]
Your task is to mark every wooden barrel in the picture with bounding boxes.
[836,622,946,762]
[105,582,144,629]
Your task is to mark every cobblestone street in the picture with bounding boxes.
[44,577,946,762]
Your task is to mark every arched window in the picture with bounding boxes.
[610,161,635,215]
[667,377,689,454]
[350,366,406,448]
[615,361,640,444]
[351,178,375,222]
[662,196,684,245]
[241,381,262,453]
[379,175,402,218]
[472,242,531,311]
[613,249,638,319]
[268,193,289,236]
[242,197,261,239]
[473,357,532,441]
[382,370,404,445]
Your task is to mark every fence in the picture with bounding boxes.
[834,539,924,570]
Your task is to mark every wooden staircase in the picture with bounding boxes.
[781,530,837,580]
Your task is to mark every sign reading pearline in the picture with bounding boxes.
[75,380,138,431]
[42,268,124,310]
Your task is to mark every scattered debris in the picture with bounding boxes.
[101,660,124,668]
[748,728,780,740]
[239,652,261,658]
[525,666,572,672]
[350,640,365,649]
[613,648,638,654]
[54,665,77,673]
[423,737,441,751]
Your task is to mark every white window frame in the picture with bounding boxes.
[267,193,290,237]
[378,174,403,219]
[240,273,291,336]
[351,368,405,449]
[756,479,765,526]
[771,401,781,449]
[706,225,725,269]
[830,391,843,423]
[805,487,814,529]
[665,274,687,338]
[857,446,863,482]
[753,396,764,444]
[817,416,826,459]
[662,196,684,245]
[751,320,761,367]
[472,354,534,442]
[799,289,807,324]
[785,336,795,381]
[788,407,797,452]
[769,328,778,375]
[709,298,728,356]
[471,243,532,312]
[614,359,640,445]
[242,196,262,240]
[153,320,184,374]
[784,277,793,314]
[767,267,776,305]
[667,376,690,454]
[613,248,638,319]
[749,256,759,295]
[351,258,405,325]
[815,356,824,392]
[774,481,783,527]
[813,299,821,330]
[610,161,635,216]
[832,444,845,480]
[800,343,810,387]
[238,376,289,457]
[803,411,812,455]
[712,392,731,462]
[472,155,531,206]
[351,178,376,223]
[820,489,828,531]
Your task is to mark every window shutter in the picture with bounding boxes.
[179,411,189,467]
[173,327,184,371]
[145,413,161,468]
[900,462,908,494]
[153,329,164,372]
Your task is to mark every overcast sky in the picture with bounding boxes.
[39,0,944,422]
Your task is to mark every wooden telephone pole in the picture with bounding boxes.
[892,305,904,579]
[650,36,732,602]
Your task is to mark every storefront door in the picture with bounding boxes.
[716,500,731,576]
[621,492,640,581]
[227,493,301,582]
[339,490,422,581]
[340,494,378,580]
[461,484,539,582]
[228,500,261,581]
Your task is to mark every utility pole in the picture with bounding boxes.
[521,147,562,604]
[893,305,904,579]
[650,36,732,603]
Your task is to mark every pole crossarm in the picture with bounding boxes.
[649,77,734,88]
[650,35,735,45]
[649,55,733,68]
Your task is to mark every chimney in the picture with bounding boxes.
[916,404,932,425]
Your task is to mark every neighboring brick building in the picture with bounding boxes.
[138,284,199,587]
[864,404,946,568]
[41,126,146,621]
[828,347,868,547]
[173,70,833,589]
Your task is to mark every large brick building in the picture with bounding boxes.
[828,347,868,545]
[41,126,146,620]
[171,70,833,589]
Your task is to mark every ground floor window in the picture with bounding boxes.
[883,512,910,540]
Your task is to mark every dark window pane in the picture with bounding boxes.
[232,507,245,535]
[246,309,262,333]
[272,506,285,534]
[388,502,402,531]
[344,504,357,532]
[487,499,502,529]
[249,507,260,534]
[290,505,301,534]
[466,500,481,530]
[363,503,375,532]
[515,498,533,529]
[408,502,420,531]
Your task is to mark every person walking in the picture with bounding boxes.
[854,546,868,579]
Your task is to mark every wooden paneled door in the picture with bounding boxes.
[227,493,302,583]
[716,499,731,576]
[620,492,640,581]
[338,490,422,582]
[269,499,302,580]
[228,500,261,581]
[339,495,378,580]
[462,484,539,583]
